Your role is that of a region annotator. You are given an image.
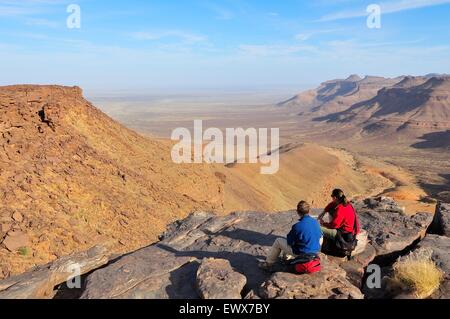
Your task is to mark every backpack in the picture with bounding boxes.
[290,254,321,274]
[334,206,358,257]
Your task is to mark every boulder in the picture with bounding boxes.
[355,197,434,256]
[2,231,30,252]
[196,258,246,299]
[259,255,364,299]
[353,229,369,256]
[431,202,450,237]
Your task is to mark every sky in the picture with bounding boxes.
[0,0,450,94]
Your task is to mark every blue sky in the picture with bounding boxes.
[0,0,450,94]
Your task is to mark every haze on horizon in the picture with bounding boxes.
[1,0,450,95]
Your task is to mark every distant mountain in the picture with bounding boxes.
[393,76,429,88]
[315,76,450,134]
[278,75,403,116]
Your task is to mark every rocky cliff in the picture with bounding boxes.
[1,197,448,300]
[0,85,225,278]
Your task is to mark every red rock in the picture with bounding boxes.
[2,231,30,252]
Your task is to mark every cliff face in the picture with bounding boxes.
[0,85,225,278]
[315,76,450,134]
[278,75,403,115]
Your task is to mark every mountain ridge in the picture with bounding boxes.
[314,76,450,134]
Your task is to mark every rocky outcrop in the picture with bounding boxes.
[196,258,246,299]
[260,255,364,299]
[79,198,433,299]
[0,245,108,299]
[432,202,450,236]
[0,197,442,299]
[355,197,434,257]
[81,245,198,299]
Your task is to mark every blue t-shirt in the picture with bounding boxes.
[287,215,322,255]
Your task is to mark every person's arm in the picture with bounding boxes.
[287,225,297,246]
[317,203,332,224]
[327,207,345,229]
[319,202,335,221]
[324,202,334,213]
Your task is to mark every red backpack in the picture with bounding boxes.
[291,255,321,274]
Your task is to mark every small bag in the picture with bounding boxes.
[334,207,358,257]
[290,254,321,274]
[335,229,357,257]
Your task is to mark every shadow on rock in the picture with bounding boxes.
[215,228,282,247]
[157,243,279,296]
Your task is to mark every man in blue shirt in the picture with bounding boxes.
[259,201,322,270]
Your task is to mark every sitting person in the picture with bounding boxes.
[318,189,360,257]
[259,201,322,272]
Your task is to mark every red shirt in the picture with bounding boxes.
[324,202,360,235]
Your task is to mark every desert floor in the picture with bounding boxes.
[93,91,449,214]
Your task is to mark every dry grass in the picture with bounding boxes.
[392,248,444,299]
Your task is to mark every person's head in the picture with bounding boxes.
[331,189,349,206]
[297,201,311,217]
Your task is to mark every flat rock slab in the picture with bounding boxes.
[432,202,450,237]
[81,245,198,299]
[196,258,246,299]
[259,255,364,299]
[0,245,109,299]
[158,211,300,294]
[354,197,433,256]
[416,235,450,299]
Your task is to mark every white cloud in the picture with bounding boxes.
[319,0,450,21]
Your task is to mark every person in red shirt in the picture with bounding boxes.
[318,189,360,240]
